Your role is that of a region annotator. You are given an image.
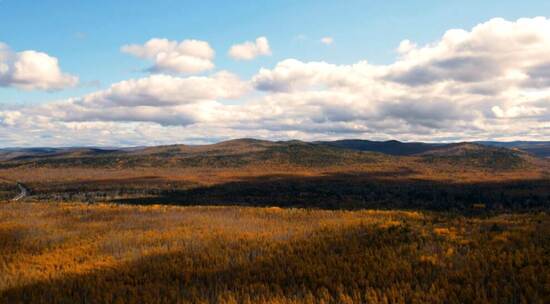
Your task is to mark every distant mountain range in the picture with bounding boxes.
[317,140,444,156]
[476,141,550,158]
[0,139,544,175]
[320,140,550,158]
[1,138,548,209]
[1,139,548,162]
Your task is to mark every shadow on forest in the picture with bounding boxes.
[2,218,544,303]
[110,170,550,211]
[0,223,436,303]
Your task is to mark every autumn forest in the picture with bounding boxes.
[0,140,548,303]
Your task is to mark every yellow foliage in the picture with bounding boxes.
[0,202,548,303]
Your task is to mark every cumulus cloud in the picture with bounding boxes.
[525,62,550,88]
[320,37,334,45]
[386,17,550,86]
[252,59,382,92]
[76,71,247,108]
[121,38,215,74]
[0,42,78,91]
[229,37,271,60]
[3,17,550,146]
[41,71,249,127]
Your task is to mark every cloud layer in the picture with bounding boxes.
[2,17,550,146]
[122,38,215,74]
[0,42,78,91]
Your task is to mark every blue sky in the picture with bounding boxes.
[2,0,549,105]
[1,1,550,146]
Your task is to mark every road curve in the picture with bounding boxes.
[12,183,28,201]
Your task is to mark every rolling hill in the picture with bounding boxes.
[317,139,444,155]
[1,139,544,168]
[0,138,548,210]
[319,139,550,158]
[478,141,550,158]
[418,143,531,170]
[0,139,389,169]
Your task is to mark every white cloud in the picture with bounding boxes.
[3,17,550,146]
[386,17,550,86]
[36,71,249,127]
[121,38,215,74]
[76,71,247,108]
[320,37,334,45]
[0,110,22,127]
[0,42,78,91]
[252,59,382,92]
[492,104,547,118]
[229,37,271,60]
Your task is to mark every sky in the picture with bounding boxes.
[1,0,550,147]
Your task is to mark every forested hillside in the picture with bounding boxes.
[0,139,548,211]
